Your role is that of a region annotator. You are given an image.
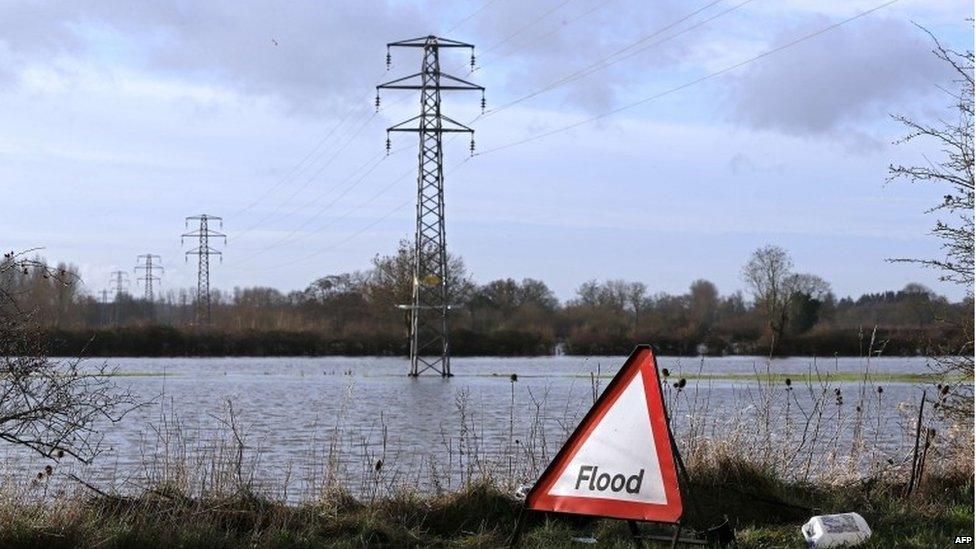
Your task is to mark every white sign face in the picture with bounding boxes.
[547,370,667,504]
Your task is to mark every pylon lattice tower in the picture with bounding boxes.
[98,289,111,325]
[109,270,129,326]
[182,214,226,325]
[109,270,129,298]
[135,254,163,301]
[377,36,484,378]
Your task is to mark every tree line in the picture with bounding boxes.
[2,241,970,357]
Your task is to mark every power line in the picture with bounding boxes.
[278,143,411,224]
[233,138,469,271]
[480,0,576,56]
[243,157,472,272]
[476,0,901,156]
[472,0,618,73]
[231,54,415,222]
[230,97,367,219]
[228,150,397,266]
[235,110,379,238]
[446,0,501,34]
[484,0,736,116]
[233,93,416,243]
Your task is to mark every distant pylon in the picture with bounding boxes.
[109,270,129,326]
[98,288,111,325]
[182,214,226,325]
[378,36,484,377]
[135,254,163,301]
[109,270,129,299]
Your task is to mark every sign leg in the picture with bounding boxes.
[628,520,643,547]
[508,506,526,548]
[670,520,682,549]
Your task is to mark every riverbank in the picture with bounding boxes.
[2,457,970,548]
[36,325,956,358]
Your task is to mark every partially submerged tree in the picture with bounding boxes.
[888,28,974,421]
[688,279,719,339]
[0,250,135,463]
[742,245,831,355]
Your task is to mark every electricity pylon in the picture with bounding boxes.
[135,254,163,301]
[109,270,129,326]
[109,270,129,298]
[377,36,484,377]
[98,288,111,325]
[182,214,226,325]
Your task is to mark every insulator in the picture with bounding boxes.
[480,94,486,113]
[386,48,391,69]
[470,53,476,69]
[375,93,381,111]
[385,134,391,155]
[469,137,475,156]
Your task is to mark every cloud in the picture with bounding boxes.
[728,16,949,135]
[0,1,429,113]
[465,0,702,113]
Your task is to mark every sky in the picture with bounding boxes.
[1,0,972,302]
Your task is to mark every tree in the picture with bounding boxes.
[601,280,630,312]
[889,28,974,421]
[688,279,719,338]
[742,246,831,354]
[518,278,559,311]
[363,240,474,336]
[572,280,602,308]
[0,250,135,463]
[741,245,794,354]
[625,281,647,326]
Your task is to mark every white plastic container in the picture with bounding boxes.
[802,512,871,547]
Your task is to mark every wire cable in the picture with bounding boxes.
[229,147,409,266]
[447,0,501,34]
[481,0,577,56]
[484,0,735,116]
[230,94,366,219]
[233,108,379,240]
[472,0,618,74]
[239,157,475,271]
[475,0,901,156]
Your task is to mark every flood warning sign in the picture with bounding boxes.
[525,345,683,522]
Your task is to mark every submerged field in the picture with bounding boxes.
[1,355,951,495]
[0,355,971,547]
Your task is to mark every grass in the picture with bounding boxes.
[0,458,970,548]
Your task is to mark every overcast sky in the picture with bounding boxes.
[1,0,971,301]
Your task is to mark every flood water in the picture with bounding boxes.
[0,356,939,500]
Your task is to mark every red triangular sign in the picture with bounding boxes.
[526,345,682,522]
